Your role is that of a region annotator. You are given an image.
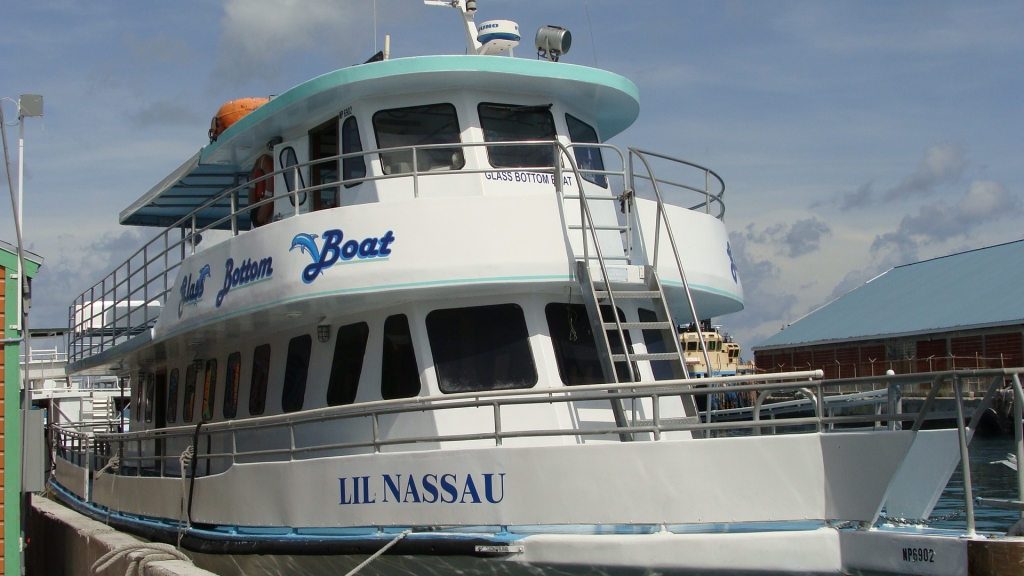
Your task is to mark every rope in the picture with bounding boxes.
[91,542,191,576]
[343,530,411,576]
[878,507,965,526]
[93,454,120,479]
[177,444,195,547]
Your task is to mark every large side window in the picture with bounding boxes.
[309,119,339,210]
[202,358,218,422]
[166,368,179,424]
[223,352,242,419]
[565,114,607,188]
[381,314,420,400]
[282,335,312,413]
[478,103,555,169]
[426,304,537,393]
[144,372,155,423]
[183,364,198,422]
[638,308,677,381]
[545,303,634,385]
[341,116,366,188]
[326,322,370,406]
[249,344,271,416]
[373,104,464,175]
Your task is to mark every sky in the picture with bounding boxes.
[1,0,1023,356]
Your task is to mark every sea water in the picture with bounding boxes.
[929,435,1022,533]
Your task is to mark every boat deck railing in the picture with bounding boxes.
[67,140,724,363]
[51,368,1024,532]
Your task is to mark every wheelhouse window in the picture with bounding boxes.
[341,115,366,188]
[279,146,307,206]
[144,372,155,423]
[249,344,271,416]
[223,352,242,419]
[381,314,420,399]
[565,114,607,188]
[282,335,312,413]
[202,359,218,422]
[478,103,555,169]
[166,368,179,424]
[373,104,464,175]
[426,304,537,393]
[183,363,198,422]
[309,119,339,210]
[326,322,370,406]
[545,303,635,385]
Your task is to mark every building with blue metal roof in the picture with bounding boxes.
[753,239,1024,379]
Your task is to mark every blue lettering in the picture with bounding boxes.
[339,477,353,505]
[216,259,233,308]
[361,476,375,504]
[483,473,505,503]
[302,229,342,283]
[404,476,421,503]
[422,474,439,503]
[382,474,401,503]
[341,239,359,260]
[358,238,379,258]
[378,230,396,256]
[440,474,458,503]
[460,475,481,504]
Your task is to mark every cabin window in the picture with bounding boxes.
[183,364,198,422]
[326,322,370,406]
[565,114,607,188]
[223,352,242,419]
[145,373,156,422]
[166,368,179,424]
[134,374,144,421]
[381,314,421,399]
[373,103,465,175]
[426,304,537,393]
[545,303,635,385]
[279,146,307,206]
[249,344,271,416]
[341,116,366,188]
[282,335,312,412]
[687,341,697,351]
[202,359,218,422]
[638,308,675,380]
[478,103,556,169]
[310,119,339,210]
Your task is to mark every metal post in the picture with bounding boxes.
[293,167,300,216]
[190,215,197,255]
[953,376,976,536]
[1012,373,1024,522]
[412,148,419,199]
[230,190,238,236]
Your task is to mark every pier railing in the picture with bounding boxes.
[67,140,722,363]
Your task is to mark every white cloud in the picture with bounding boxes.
[883,142,966,201]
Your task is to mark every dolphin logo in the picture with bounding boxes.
[290,233,320,263]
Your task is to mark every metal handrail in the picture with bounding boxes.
[67,139,714,363]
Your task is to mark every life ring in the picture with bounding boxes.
[248,154,275,228]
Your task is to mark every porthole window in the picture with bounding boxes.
[373,104,464,175]
[478,103,555,168]
[223,352,242,419]
[282,335,312,412]
[381,314,420,400]
[249,344,271,416]
[202,359,218,422]
[426,304,537,393]
[326,322,370,406]
[167,368,179,424]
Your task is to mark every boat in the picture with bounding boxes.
[47,2,1015,574]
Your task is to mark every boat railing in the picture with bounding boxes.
[66,140,717,364]
[51,368,1024,532]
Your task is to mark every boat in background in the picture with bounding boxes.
[44,2,1017,574]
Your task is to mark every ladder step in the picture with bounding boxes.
[612,352,681,362]
[567,225,628,231]
[595,291,662,299]
[602,321,673,330]
[562,195,619,201]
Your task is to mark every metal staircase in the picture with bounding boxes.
[555,143,714,436]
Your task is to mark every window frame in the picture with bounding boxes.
[372,103,465,175]
[477,102,556,169]
[341,115,366,188]
[381,314,421,400]
[166,368,179,424]
[223,352,242,419]
[248,344,271,416]
[202,358,218,422]
[282,335,313,413]
[183,363,198,423]
[565,113,608,188]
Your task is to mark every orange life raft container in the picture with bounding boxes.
[208,97,270,142]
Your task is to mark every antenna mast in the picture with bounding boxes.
[425,0,481,54]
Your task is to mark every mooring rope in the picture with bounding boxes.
[177,444,195,548]
[93,454,120,479]
[343,530,412,576]
[91,542,191,576]
[878,507,966,526]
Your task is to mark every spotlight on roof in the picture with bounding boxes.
[536,26,571,61]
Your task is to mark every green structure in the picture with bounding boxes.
[1,239,43,575]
